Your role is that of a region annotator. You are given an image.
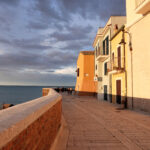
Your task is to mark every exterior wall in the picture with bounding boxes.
[94,16,126,102]
[112,73,126,103]
[111,29,127,104]
[101,30,110,101]
[0,88,62,150]
[126,0,142,27]
[75,54,84,91]
[126,0,150,112]
[75,52,97,95]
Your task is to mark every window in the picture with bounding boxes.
[104,85,107,100]
[103,36,109,55]
[104,62,107,75]
[98,43,100,55]
[77,68,79,77]
[106,36,109,55]
[103,41,105,55]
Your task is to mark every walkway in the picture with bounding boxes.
[62,94,150,150]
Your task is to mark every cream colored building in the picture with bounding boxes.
[93,16,126,102]
[126,0,150,111]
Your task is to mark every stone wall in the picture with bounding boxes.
[0,88,62,150]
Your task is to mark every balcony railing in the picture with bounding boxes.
[96,48,109,62]
[107,57,125,73]
[135,0,150,14]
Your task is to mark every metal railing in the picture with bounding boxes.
[96,48,109,58]
[107,57,125,72]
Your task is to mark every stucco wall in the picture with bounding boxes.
[112,73,126,103]
[0,88,62,150]
[111,30,126,104]
[127,13,150,99]
[126,9,150,111]
[75,52,97,93]
[126,0,142,27]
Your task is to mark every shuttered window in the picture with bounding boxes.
[77,68,79,77]
[103,41,105,55]
[103,36,109,55]
[106,36,109,55]
[104,63,107,75]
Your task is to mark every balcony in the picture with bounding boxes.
[107,57,125,73]
[96,49,109,62]
[135,0,150,14]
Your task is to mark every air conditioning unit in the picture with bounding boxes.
[94,76,98,81]
[98,77,103,81]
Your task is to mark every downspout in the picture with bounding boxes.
[123,29,128,108]
[125,31,133,109]
[109,28,112,103]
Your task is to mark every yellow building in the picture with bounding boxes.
[109,25,127,105]
[126,0,150,112]
[75,51,97,96]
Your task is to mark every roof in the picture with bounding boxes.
[80,51,94,55]
[92,16,126,47]
[110,25,125,41]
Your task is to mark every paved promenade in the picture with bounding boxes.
[62,94,150,150]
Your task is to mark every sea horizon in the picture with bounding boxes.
[0,85,75,108]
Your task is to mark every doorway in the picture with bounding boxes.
[116,80,121,104]
[104,85,107,101]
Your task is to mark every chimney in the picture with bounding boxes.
[114,24,118,34]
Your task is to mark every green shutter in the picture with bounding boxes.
[104,63,107,75]
[106,36,109,55]
[103,41,105,55]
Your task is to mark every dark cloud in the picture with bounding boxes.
[51,25,93,41]
[0,0,126,85]
[27,21,49,30]
[0,0,20,5]
[59,0,126,20]
[0,37,52,50]
[0,37,11,44]
[0,50,77,72]
[34,0,69,22]
[12,38,52,50]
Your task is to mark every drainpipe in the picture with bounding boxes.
[123,29,128,108]
[124,31,133,109]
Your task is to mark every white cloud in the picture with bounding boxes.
[54,66,76,76]
[0,49,5,55]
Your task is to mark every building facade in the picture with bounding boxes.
[109,25,127,105]
[126,0,150,111]
[93,16,126,102]
[75,51,97,96]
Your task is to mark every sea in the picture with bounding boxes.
[0,86,74,108]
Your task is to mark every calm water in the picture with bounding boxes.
[0,86,74,107]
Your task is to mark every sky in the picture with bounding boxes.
[0,0,126,86]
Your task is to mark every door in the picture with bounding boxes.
[116,80,121,104]
[104,85,107,101]
[118,47,121,69]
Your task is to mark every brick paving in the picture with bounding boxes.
[62,94,150,150]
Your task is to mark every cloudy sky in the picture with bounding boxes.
[0,0,126,86]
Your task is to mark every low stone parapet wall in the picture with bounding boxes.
[0,88,62,150]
